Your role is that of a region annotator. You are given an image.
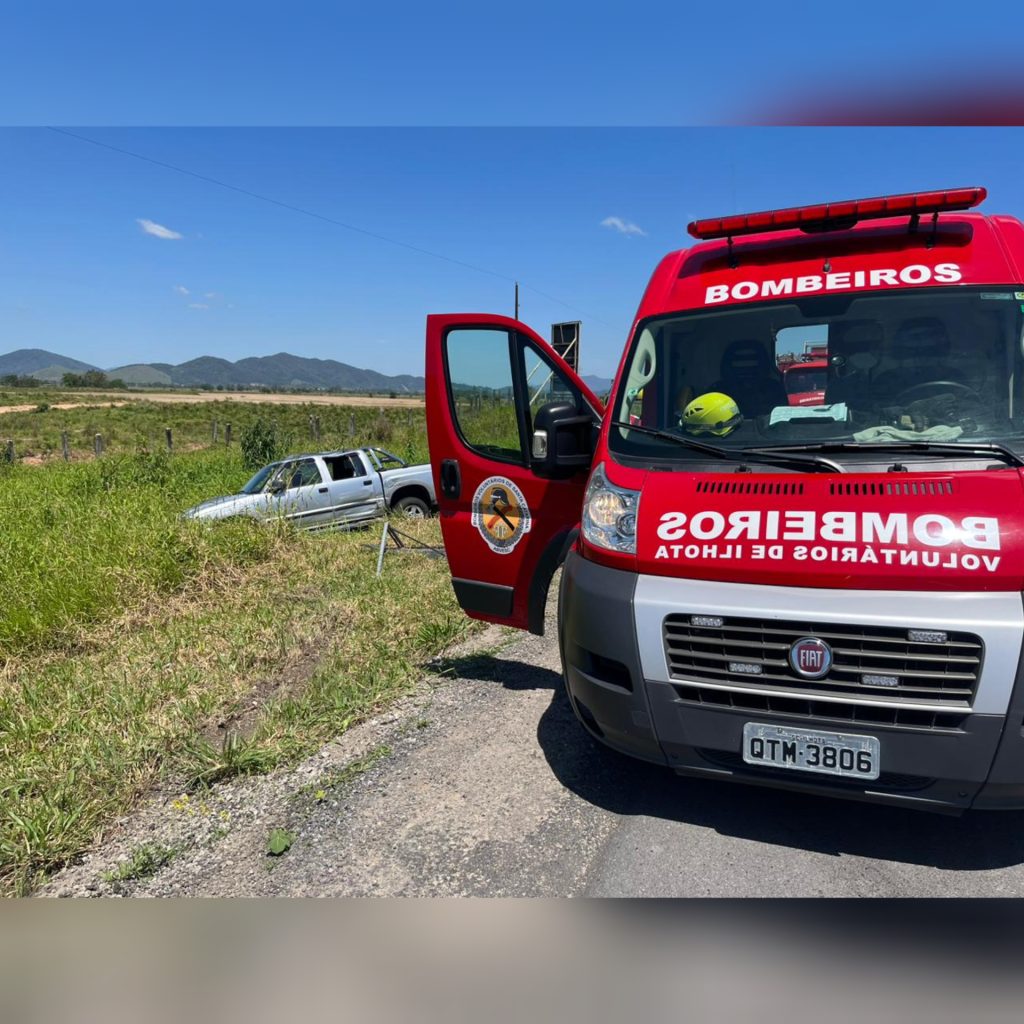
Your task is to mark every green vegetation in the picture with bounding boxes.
[266,829,294,857]
[102,842,180,883]
[239,417,295,471]
[452,396,522,457]
[0,436,469,895]
[299,745,392,799]
[414,614,471,655]
[183,731,282,790]
[0,448,269,656]
[62,370,126,389]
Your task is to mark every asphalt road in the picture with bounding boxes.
[348,624,1024,898]
[45,599,1024,898]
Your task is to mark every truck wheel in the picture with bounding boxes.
[394,495,431,519]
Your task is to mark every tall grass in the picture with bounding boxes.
[0,445,473,893]
[0,397,434,657]
[0,449,277,657]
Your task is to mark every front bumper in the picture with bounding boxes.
[558,551,1024,812]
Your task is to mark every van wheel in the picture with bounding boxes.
[394,495,430,519]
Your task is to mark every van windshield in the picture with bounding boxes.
[610,287,1024,460]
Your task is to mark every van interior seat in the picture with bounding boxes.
[825,319,883,407]
[875,316,966,398]
[712,339,787,417]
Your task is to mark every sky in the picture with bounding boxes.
[4,2,1021,126]
[4,127,1024,379]
[4,3,1024,381]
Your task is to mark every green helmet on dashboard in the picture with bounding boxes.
[682,392,742,437]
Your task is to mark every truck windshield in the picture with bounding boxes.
[610,287,1024,460]
[240,464,278,494]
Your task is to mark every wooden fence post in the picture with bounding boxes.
[308,414,315,440]
[348,414,356,439]
[94,433,104,457]
[165,427,173,452]
[314,415,321,443]
[5,439,13,463]
[61,430,69,461]
[212,419,218,443]
[225,423,232,446]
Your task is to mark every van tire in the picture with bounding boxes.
[393,495,431,519]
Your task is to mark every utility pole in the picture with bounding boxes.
[514,281,519,320]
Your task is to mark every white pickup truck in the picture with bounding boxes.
[182,446,436,529]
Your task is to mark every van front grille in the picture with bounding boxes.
[663,614,983,710]
[675,685,968,731]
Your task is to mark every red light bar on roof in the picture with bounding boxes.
[687,187,987,240]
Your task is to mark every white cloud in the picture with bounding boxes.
[601,216,646,237]
[204,291,219,300]
[137,218,183,240]
[174,284,189,296]
[187,302,209,310]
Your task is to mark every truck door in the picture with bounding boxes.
[426,313,603,633]
[268,457,333,526]
[321,451,383,525]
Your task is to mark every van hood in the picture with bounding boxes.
[635,469,1024,591]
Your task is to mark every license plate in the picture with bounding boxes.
[742,723,880,781]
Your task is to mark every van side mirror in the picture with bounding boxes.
[268,478,286,494]
[531,401,596,479]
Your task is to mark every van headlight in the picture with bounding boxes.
[582,462,640,553]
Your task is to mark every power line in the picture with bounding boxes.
[45,126,611,326]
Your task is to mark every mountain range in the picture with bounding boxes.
[0,348,614,395]
[0,348,426,392]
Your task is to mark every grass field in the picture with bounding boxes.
[0,393,429,463]
[0,448,267,655]
[0,414,480,894]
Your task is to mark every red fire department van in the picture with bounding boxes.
[425,187,1024,813]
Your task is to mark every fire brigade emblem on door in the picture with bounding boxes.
[789,637,832,679]
[471,476,532,554]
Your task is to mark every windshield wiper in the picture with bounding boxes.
[609,422,842,473]
[750,440,1024,469]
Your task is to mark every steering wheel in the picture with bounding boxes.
[895,380,983,403]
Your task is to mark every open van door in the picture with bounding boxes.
[426,313,604,634]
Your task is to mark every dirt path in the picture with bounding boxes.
[40,595,1024,897]
[0,400,130,415]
